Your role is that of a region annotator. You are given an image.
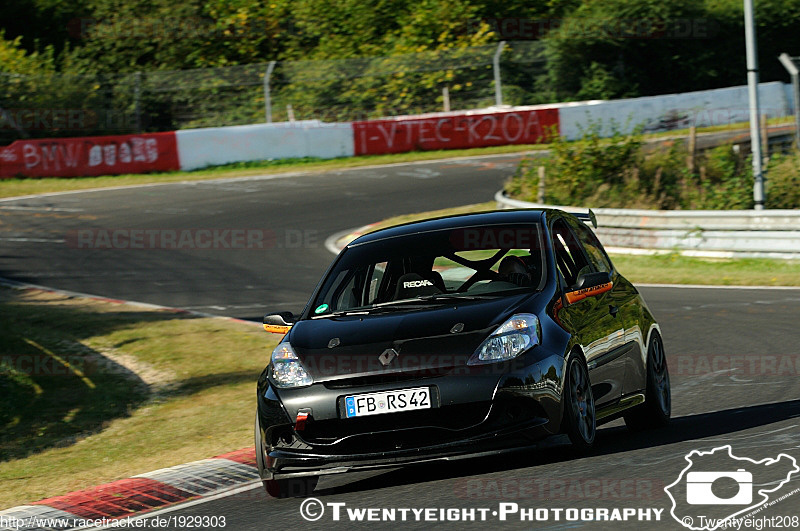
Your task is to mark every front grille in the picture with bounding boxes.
[301,402,491,445]
[323,368,449,389]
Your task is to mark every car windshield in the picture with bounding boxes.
[310,223,547,316]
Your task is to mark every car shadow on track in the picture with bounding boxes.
[312,398,800,497]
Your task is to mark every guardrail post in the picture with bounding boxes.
[264,61,277,123]
[134,71,142,133]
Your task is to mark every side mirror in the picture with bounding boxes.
[565,271,612,304]
[263,311,295,334]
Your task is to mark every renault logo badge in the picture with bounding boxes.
[378,348,398,366]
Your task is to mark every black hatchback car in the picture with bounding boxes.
[256,209,670,497]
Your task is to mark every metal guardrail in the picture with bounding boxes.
[495,190,800,259]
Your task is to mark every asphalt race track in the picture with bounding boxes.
[0,154,531,319]
[2,153,800,529]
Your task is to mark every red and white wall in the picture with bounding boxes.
[0,132,180,178]
[352,106,559,155]
[0,81,793,179]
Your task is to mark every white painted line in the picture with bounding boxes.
[75,481,263,530]
[0,277,261,325]
[0,237,65,243]
[0,172,308,203]
[0,205,84,212]
[638,283,800,290]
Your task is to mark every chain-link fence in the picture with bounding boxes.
[0,41,546,145]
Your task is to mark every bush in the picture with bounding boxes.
[765,151,800,209]
[506,125,800,210]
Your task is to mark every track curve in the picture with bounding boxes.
[0,154,527,319]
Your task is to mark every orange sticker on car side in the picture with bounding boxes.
[565,282,613,305]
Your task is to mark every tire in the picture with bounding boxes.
[255,413,268,479]
[624,332,671,431]
[562,353,596,450]
[255,413,319,498]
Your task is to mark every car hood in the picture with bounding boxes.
[287,293,541,382]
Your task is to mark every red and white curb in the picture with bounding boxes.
[0,448,258,530]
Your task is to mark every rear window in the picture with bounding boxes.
[310,224,547,315]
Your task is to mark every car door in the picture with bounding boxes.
[551,216,626,407]
[569,219,646,398]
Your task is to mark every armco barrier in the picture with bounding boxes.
[495,191,800,259]
[0,132,179,178]
[353,106,560,155]
[175,121,354,171]
[559,81,792,140]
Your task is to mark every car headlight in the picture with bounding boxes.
[467,313,541,366]
[270,342,313,388]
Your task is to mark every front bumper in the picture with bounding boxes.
[267,420,552,479]
[256,352,566,479]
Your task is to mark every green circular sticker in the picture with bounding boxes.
[314,304,329,314]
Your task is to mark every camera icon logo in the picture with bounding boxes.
[686,469,753,505]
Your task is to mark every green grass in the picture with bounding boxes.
[610,253,800,286]
[0,286,279,509]
[0,144,546,199]
[360,204,800,287]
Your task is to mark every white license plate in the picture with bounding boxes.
[344,387,431,418]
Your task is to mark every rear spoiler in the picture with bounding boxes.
[573,209,598,229]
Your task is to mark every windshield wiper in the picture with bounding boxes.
[310,310,370,319]
[416,293,499,301]
[311,293,501,318]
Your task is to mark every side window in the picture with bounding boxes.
[550,219,591,287]
[573,223,613,274]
